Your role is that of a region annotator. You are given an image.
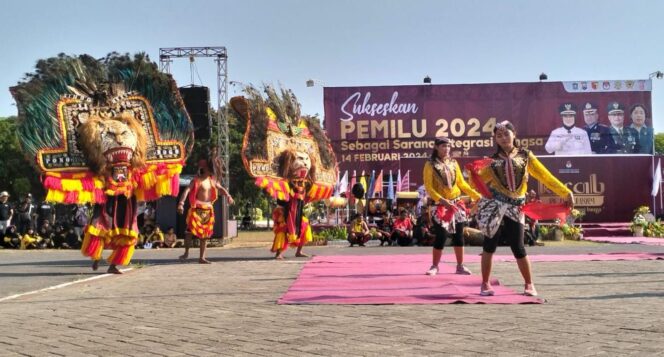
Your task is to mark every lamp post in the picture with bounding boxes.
[305,78,326,125]
[306,78,335,222]
[539,73,548,81]
[650,71,664,80]
[647,71,662,215]
[423,76,432,84]
[306,79,325,87]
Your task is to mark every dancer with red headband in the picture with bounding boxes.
[423,137,481,276]
[178,158,234,264]
[471,121,573,297]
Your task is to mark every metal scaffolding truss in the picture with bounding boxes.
[158,46,229,189]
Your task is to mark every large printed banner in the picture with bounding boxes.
[324,81,653,173]
[399,156,657,223]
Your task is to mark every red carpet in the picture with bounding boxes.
[278,255,542,305]
[581,236,664,246]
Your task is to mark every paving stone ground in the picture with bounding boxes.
[0,240,662,356]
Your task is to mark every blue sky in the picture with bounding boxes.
[2,0,663,129]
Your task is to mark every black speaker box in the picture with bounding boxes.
[179,86,211,140]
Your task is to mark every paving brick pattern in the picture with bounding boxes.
[0,245,663,356]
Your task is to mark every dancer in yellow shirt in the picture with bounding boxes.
[423,137,480,276]
[473,121,573,297]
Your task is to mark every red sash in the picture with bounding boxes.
[522,201,569,223]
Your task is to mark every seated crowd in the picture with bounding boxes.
[346,199,543,248]
[347,207,421,247]
[137,225,184,249]
[2,221,187,250]
[0,199,186,250]
[2,222,84,250]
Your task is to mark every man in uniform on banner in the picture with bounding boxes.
[582,102,611,154]
[606,102,638,154]
[545,103,592,155]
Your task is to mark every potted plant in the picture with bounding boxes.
[645,220,664,238]
[630,206,650,237]
[537,225,549,241]
[550,219,565,241]
[312,226,348,245]
[561,223,583,240]
[309,232,328,246]
[569,209,584,224]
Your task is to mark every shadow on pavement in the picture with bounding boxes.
[566,291,664,300]
[134,256,295,265]
[0,291,278,305]
[0,255,297,267]
[0,272,98,277]
[0,260,93,267]
[541,271,664,278]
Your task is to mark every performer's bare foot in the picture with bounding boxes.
[91,260,99,271]
[107,265,123,274]
[295,252,309,257]
[275,252,285,260]
[179,254,188,261]
[198,258,212,264]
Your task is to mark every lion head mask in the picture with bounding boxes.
[77,112,147,176]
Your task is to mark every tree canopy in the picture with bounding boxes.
[0,116,44,200]
[655,132,664,155]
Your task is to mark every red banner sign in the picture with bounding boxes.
[324,81,653,174]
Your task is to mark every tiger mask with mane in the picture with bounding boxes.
[11,53,194,270]
[77,113,147,177]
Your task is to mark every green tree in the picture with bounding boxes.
[0,117,44,200]
[225,107,268,218]
[655,132,664,155]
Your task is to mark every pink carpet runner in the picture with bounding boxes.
[278,253,663,305]
[464,252,664,263]
[278,254,541,305]
[582,236,664,246]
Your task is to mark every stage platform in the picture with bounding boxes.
[579,222,631,237]
[581,236,664,246]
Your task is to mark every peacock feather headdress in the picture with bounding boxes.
[10,53,194,204]
[10,52,194,172]
[231,85,337,187]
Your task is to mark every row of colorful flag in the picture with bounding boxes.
[335,170,410,200]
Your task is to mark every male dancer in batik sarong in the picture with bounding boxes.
[178,159,234,264]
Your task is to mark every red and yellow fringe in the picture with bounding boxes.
[134,162,183,201]
[256,177,291,201]
[270,206,312,252]
[81,225,139,265]
[42,162,183,204]
[44,171,105,204]
[256,177,334,203]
